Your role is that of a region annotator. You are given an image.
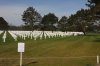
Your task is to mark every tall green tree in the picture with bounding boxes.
[67,9,94,35]
[86,0,100,7]
[58,16,68,31]
[0,17,9,30]
[41,13,58,31]
[86,0,100,16]
[22,7,42,30]
[86,0,100,32]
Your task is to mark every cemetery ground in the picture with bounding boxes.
[0,31,100,66]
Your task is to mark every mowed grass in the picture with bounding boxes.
[0,31,100,66]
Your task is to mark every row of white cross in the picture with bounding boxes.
[0,30,3,35]
[8,31,84,41]
[0,31,84,42]
[2,31,6,42]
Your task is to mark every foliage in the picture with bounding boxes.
[22,7,42,30]
[67,9,95,35]
[86,0,100,7]
[0,17,9,30]
[86,0,100,16]
[58,16,68,31]
[41,13,58,31]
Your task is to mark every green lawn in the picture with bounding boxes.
[0,32,100,66]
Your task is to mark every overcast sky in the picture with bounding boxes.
[0,0,88,26]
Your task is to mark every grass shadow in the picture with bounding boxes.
[23,61,38,66]
[85,34,99,36]
[93,38,100,42]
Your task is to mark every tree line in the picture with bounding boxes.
[0,0,100,35]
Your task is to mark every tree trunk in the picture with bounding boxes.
[83,28,86,35]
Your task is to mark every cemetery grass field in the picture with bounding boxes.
[0,32,100,66]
